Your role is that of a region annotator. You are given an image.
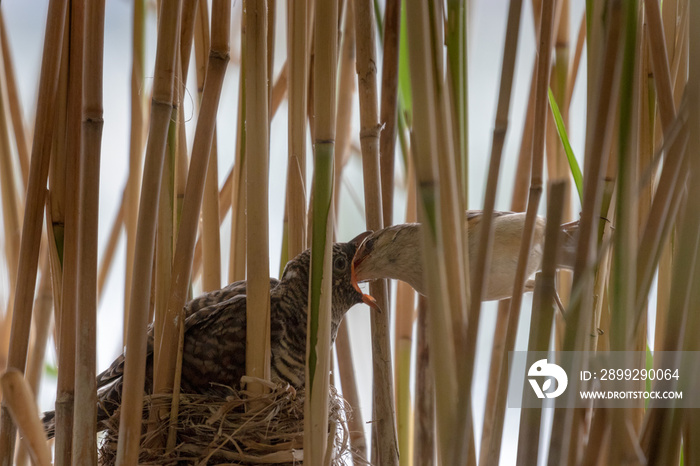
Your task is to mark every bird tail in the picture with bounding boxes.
[558,219,579,269]
[41,410,56,439]
[42,380,123,439]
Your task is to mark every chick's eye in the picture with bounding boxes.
[333,256,348,271]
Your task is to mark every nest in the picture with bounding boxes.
[98,378,355,465]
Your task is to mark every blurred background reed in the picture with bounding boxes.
[0,0,697,464]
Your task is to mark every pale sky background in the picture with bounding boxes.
[0,1,614,464]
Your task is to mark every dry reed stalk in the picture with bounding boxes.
[633,131,686,321]
[286,0,309,259]
[580,409,611,466]
[244,0,271,397]
[334,321,368,463]
[588,220,614,352]
[54,2,86,462]
[47,14,69,266]
[413,295,434,466]
[654,234,672,347]
[640,8,695,461]
[516,181,566,464]
[228,12,249,286]
[586,148,617,350]
[632,0,685,326]
[152,103,175,380]
[191,165,232,279]
[333,0,355,217]
[44,201,63,349]
[71,2,105,462]
[644,0,676,129]
[267,0,276,111]
[395,158,416,466]
[654,0,685,356]
[354,1,399,464]
[0,370,51,466]
[97,199,124,300]
[114,2,181,463]
[0,47,21,299]
[662,0,680,60]
[150,0,231,448]
[629,14,650,438]
[270,63,289,114]
[670,6,688,109]
[635,20,652,351]
[479,71,539,466]
[0,12,30,187]
[15,246,52,466]
[228,73,247,283]
[680,199,700,464]
[23,246,52,402]
[379,0,400,227]
[549,3,626,463]
[179,0,198,77]
[445,0,468,204]
[405,1,460,463]
[200,123,222,292]
[610,12,641,440]
[331,5,367,461]
[485,3,556,465]
[565,11,586,108]
[509,62,537,203]
[193,64,288,280]
[423,5,475,463]
[194,0,222,292]
[305,0,337,462]
[501,0,554,351]
[474,4,525,463]
[124,0,146,342]
[427,0,469,351]
[550,0,571,211]
[584,0,606,138]
[642,77,698,466]
[173,55,188,247]
[609,0,640,350]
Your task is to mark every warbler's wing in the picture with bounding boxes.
[465,209,516,221]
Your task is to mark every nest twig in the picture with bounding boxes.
[98,379,357,465]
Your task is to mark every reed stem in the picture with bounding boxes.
[286,0,309,259]
[355,1,399,463]
[123,0,146,344]
[71,1,105,462]
[0,0,68,462]
[244,0,271,397]
[305,0,338,462]
[114,2,181,462]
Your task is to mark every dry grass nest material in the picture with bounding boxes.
[99,377,356,465]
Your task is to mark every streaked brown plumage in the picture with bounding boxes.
[43,234,370,437]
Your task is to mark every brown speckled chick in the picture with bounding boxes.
[43,233,371,437]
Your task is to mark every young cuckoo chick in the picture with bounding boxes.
[43,233,374,437]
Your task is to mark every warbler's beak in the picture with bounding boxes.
[351,237,372,280]
[351,243,381,313]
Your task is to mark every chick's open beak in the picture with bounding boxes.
[351,240,380,312]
